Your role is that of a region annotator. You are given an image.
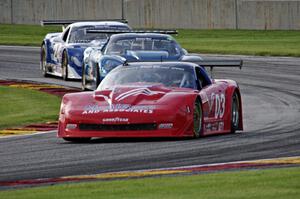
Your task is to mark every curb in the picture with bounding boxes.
[1,156,299,188]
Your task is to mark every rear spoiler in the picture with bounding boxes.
[123,60,242,68]
[41,19,128,26]
[187,59,243,77]
[187,60,243,70]
[124,59,242,68]
[41,19,128,31]
[124,59,242,78]
[86,29,178,35]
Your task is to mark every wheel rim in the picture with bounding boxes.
[232,93,239,128]
[193,102,202,137]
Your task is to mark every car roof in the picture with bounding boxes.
[109,33,174,41]
[69,21,130,28]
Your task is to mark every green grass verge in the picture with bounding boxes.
[1,167,300,199]
[176,29,300,57]
[0,86,61,129]
[0,24,300,56]
[0,24,61,46]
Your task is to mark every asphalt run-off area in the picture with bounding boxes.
[0,46,300,189]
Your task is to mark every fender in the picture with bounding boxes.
[182,92,203,136]
[62,48,82,79]
[40,39,55,70]
[67,47,85,70]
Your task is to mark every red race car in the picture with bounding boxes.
[58,61,243,142]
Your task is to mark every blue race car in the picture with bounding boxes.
[82,30,203,90]
[40,20,131,80]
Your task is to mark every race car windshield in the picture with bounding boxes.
[68,26,129,43]
[98,65,197,90]
[105,38,182,58]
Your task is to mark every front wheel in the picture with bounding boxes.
[62,51,69,81]
[193,100,203,138]
[93,63,101,90]
[231,91,240,133]
[81,64,88,91]
[41,44,49,77]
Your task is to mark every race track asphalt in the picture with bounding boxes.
[0,46,299,182]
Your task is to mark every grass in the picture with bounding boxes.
[0,24,61,46]
[0,24,300,56]
[0,167,300,199]
[0,86,61,129]
[176,29,300,57]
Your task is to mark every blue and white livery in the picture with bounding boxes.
[40,21,131,80]
[82,32,203,90]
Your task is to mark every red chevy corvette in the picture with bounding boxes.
[58,61,243,142]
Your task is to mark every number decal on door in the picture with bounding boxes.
[214,93,225,119]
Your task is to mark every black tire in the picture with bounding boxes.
[193,100,203,138]
[231,91,240,133]
[41,44,49,77]
[62,51,69,81]
[63,137,91,143]
[94,63,101,90]
[81,64,88,91]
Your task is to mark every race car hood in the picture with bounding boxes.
[94,84,196,105]
[65,84,194,107]
[61,84,197,123]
